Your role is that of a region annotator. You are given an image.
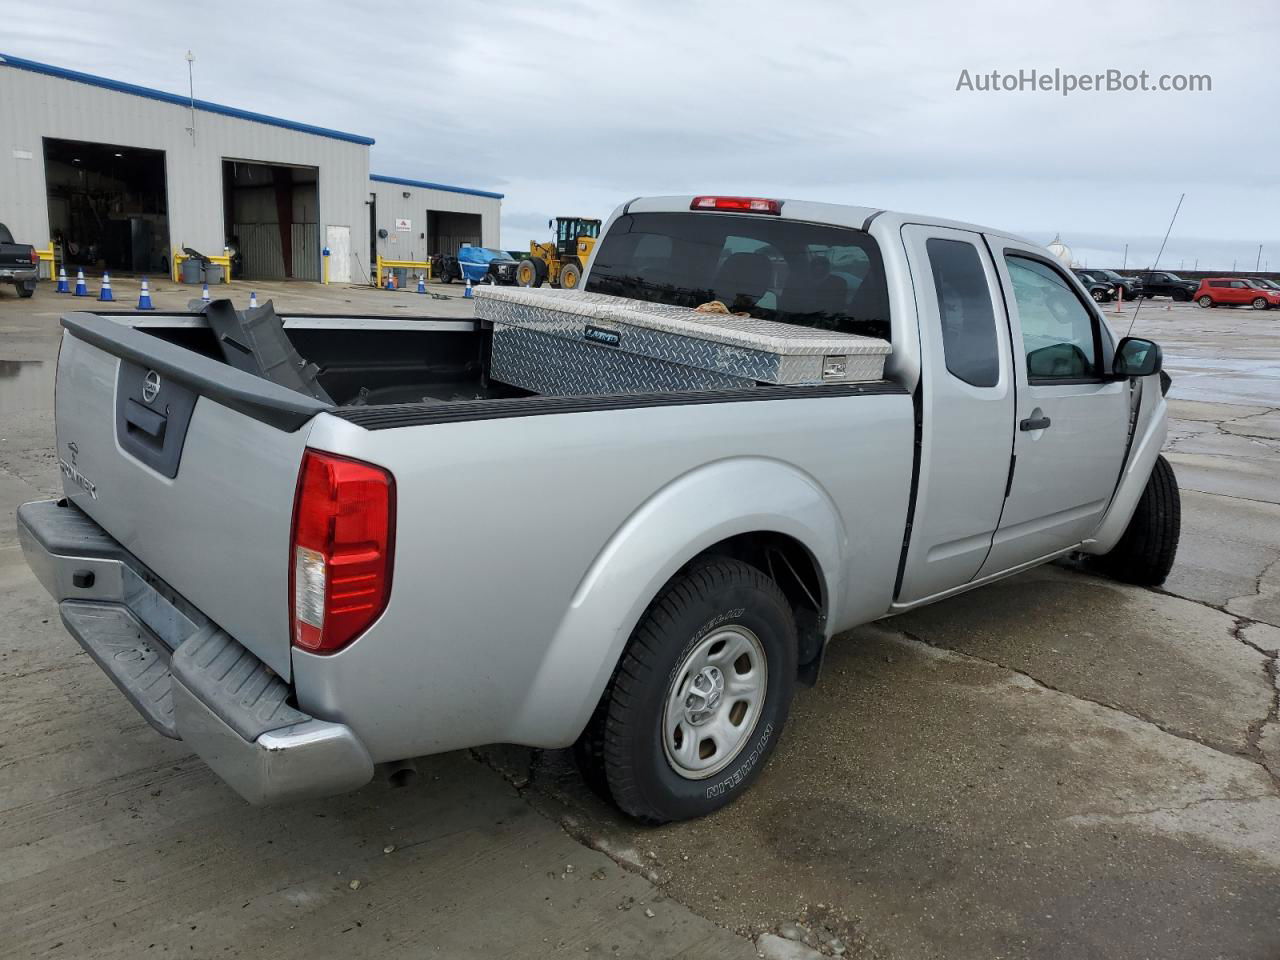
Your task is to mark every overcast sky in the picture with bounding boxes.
[8,0,1278,269]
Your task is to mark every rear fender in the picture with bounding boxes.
[512,457,845,745]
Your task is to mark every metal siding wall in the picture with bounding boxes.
[0,66,369,276]
[369,180,502,266]
[235,223,285,279]
[292,223,320,281]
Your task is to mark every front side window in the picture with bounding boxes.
[927,238,999,387]
[586,212,890,339]
[1005,255,1100,381]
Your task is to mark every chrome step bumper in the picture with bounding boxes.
[17,498,374,804]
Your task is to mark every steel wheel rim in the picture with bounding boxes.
[662,626,768,780]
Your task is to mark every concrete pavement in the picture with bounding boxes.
[1,285,1277,959]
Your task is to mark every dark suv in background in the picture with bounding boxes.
[1080,269,1143,302]
[1137,271,1198,301]
[1072,269,1116,303]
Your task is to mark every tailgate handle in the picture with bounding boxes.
[124,398,168,443]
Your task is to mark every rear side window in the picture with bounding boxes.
[586,212,890,339]
[0,223,13,244]
[926,238,999,387]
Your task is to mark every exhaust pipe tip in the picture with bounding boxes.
[379,759,419,789]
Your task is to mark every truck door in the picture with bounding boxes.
[975,240,1128,577]
[895,224,1016,603]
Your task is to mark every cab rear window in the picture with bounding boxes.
[585,212,890,340]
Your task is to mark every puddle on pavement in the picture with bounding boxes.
[0,359,52,416]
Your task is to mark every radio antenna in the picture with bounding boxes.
[1127,192,1185,337]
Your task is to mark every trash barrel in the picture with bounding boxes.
[180,258,204,284]
[205,263,224,285]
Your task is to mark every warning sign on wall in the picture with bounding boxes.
[395,218,412,232]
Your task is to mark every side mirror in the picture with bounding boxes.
[1114,336,1162,377]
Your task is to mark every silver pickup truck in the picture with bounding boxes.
[18,195,1179,823]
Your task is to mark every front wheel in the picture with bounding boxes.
[559,260,582,290]
[516,259,543,287]
[1091,288,1106,303]
[1173,290,1190,302]
[1089,455,1180,586]
[1253,297,1269,310]
[585,557,797,823]
[1198,295,1213,308]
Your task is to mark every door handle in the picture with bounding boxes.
[1019,414,1051,432]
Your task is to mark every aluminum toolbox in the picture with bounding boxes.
[474,287,891,396]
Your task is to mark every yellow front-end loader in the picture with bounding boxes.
[515,217,602,289]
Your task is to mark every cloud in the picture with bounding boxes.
[5,0,1277,260]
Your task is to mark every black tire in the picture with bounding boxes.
[1173,290,1190,302]
[516,258,545,288]
[589,557,797,823]
[1197,295,1213,308]
[560,260,583,290]
[16,281,34,299]
[1090,455,1180,586]
[1091,288,1106,303]
[1253,297,1269,310]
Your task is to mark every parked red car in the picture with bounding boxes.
[1195,278,1280,309]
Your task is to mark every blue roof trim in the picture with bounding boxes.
[370,173,504,200]
[0,52,375,146]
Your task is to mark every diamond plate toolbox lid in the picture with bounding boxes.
[474,286,891,385]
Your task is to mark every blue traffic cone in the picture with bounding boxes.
[249,290,258,309]
[464,278,473,299]
[97,272,114,302]
[73,269,88,297]
[136,277,155,310]
[201,282,210,304]
[56,267,69,293]
[417,274,426,294]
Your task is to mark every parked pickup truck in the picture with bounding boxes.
[18,195,1179,823]
[0,222,38,297]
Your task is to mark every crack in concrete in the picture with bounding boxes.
[896,623,1280,796]
[1074,793,1277,820]
[894,627,1228,754]
[1224,553,1280,615]
[1234,618,1280,788]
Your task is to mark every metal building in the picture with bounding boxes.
[368,175,505,267]
[0,52,504,285]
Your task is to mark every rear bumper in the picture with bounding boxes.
[16,498,373,804]
[0,267,37,283]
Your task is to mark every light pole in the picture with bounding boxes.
[185,51,196,146]
[1121,243,1128,270]
[1257,244,1264,272]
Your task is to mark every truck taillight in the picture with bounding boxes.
[290,450,395,654]
[29,247,38,265]
[690,196,783,215]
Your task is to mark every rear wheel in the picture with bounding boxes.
[16,281,34,299]
[560,260,583,290]
[1089,455,1180,586]
[516,258,544,288]
[583,557,797,823]
[1198,295,1213,308]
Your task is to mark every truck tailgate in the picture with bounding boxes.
[54,313,332,678]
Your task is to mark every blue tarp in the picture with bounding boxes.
[456,246,512,283]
